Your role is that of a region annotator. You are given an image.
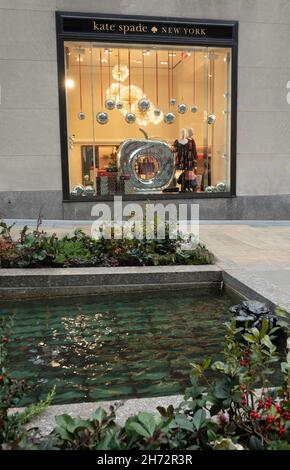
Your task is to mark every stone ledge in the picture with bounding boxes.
[0,265,222,300]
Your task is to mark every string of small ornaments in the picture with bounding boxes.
[77,49,216,127]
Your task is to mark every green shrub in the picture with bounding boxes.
[0,220,215,268]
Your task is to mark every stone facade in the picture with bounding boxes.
[0,0,290,219]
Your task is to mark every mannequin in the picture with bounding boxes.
[178,128,188,145]
[174,129,196,192]
[187,128,198,169]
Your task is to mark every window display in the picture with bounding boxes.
[63,41,232,198]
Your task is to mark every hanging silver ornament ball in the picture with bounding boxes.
[164,112,175,124]
[154,108,162,117]
[84,185,95,196]
[73,184,85,196]
[216,182,226,192]
[169,98,176,106]
[96,111,109,125]
[116,101,123,110]
[78,112,86,120]
[105,98,115,110]
[125,112,136,124]
[190,105,198,113]
[178,103,188,114]
[207,113,216,125]
[138,98,150,112]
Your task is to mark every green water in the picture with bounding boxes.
[1,289,237,405]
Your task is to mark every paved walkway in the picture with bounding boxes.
[3,218,290,310]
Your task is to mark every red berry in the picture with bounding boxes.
[241,400,247,407]
[2,337,8,343]
[0,376,3,382]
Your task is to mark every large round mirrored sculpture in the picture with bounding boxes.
[216,182,227,192]
[190,105,198,113]
[118,139,175,191]
[125,112,136,124]
[164,112,175,124]
[104,98,115,110]
[138,98,150,112]
[78,112,86,120]
[178,103,188,114]
[96,111,109,125]
[207,113,216,124]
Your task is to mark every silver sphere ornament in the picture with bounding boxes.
[116,101,123,110]
[138,98,150,112]
[105,98,115,110]
[169,98,176,106]
[71,189,78,197]
[216,182,226,192]
[205,186,213,193]
[96,111,109,125]
[164,112,175,124]
[190,105,198,113]
[207,113,216,125]
[178,103,188,114]
[84,185,95,196]
[153,108,162,117]
[78,112,86,120]
[73,185,85,196]
[125,112,136,124]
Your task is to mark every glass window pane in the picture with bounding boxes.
[64,42,232,197]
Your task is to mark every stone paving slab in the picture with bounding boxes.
[17,395,183,436]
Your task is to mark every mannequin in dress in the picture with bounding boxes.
[187,128,198,169]
[174,129,196,192]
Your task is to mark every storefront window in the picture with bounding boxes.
[64,42,232,198]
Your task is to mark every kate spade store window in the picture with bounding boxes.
[57,14,238,199]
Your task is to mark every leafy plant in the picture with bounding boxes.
[0,219,215,269]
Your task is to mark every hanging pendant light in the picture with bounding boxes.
[77,53,86,120]
[207,53,216,125]
[96,49,109,125]
[169,51,176,105]
[105,51,115,110]
[177,50,188,114]
[125,49,136,124]
[164,50,175,124]
[151,51,163,124]
[190,51,198,113]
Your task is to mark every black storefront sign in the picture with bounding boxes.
[57,12,238,44]
[60,16,235,41]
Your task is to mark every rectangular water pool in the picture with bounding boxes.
[1,288,239,405]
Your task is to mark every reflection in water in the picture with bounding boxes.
[5,289,238,405]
